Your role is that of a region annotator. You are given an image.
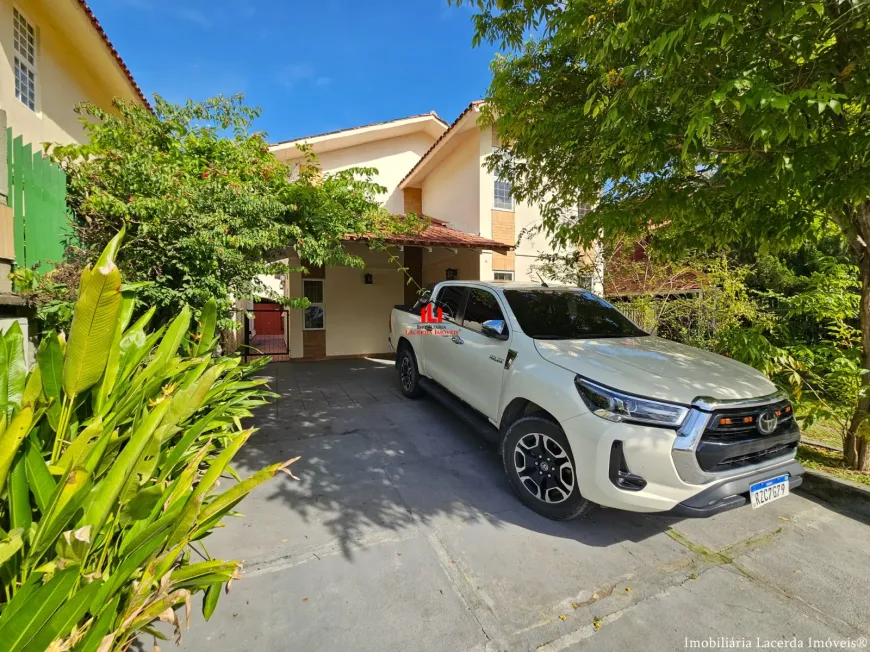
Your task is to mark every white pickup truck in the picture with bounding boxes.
[389,281,803,521]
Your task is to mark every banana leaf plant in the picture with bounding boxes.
[0,229,293,651]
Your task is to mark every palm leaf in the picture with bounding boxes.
[94,292,136,414]
[37,335,63,400]
[3,322,26,420]
[21,364,41,409]
[142,306,191,379]
[0,566,79,652]
[71,595,120,652]
[24,437,56,513]
[94,226,125,269]
[27,578,103,652]
[0,529,24,567]
[62,262,123,398]
[202,582,222,620]
[0,407,34,496]
[81,400,170,534]
[0,329,7,424]
[194,457,298,538]
[195,298,218,357]
[8,456,31,531]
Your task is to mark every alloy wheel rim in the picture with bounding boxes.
[513,433,575,504]
[400,356,413,391]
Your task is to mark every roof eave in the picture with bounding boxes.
[75,0,150,110]
[270,113,448,155]
[399,101,484,189]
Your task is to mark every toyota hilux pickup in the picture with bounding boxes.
[388,281,803,521]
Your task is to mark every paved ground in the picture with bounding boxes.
[175,359,870,652]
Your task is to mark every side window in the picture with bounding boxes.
[13,8,37,111]
[434,285,467,323]
[463,289,507,336]
[494,177,514,211]
[302,279,324,329]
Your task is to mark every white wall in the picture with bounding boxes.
[421,248,481,287]
[421,130,481,234]
[0,0,138,147]
[308,132,436,214]
[322,243,404,357]
[480,125,561,284]
[514,201,556,283]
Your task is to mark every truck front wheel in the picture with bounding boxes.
[502,416,590,520]
[397,346,424,398]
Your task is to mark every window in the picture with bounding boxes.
[462,289,507,336]
[433,285,467,322]
[493,271,514,281]
[503,289,647,340]
[577,203,593,219]
[13,8,36,111]
[303,279,324,329]
[494,178,514,210]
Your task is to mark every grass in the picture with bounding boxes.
[797,443,870,487]
[799,416,844,449]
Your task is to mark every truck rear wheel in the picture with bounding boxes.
[502,415,590,520]
[397,346,424,398]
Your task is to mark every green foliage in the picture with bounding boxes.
[51,95,404,328]
[0,235,289,650]
[9,267,75,335]
[749,258,861,439]
[459,0,870,468]
[458,0,870,253]
[620,258,769,350]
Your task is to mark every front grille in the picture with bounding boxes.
[695,399,799,472]
[702,400,794,442]
[709,442,797,472]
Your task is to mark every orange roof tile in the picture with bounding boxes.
[346,217,512,253]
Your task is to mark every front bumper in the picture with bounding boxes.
[668,461,804,517]
[560,392,803,515]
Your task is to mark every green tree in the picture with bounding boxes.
[52,95,406,328]
[456,0,870,470]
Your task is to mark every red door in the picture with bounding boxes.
[253,302,284,335]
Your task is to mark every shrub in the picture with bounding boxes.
[51,95,407,329]
[0,230,290,650]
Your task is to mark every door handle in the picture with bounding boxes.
[422,324,433,331]
[451,335,464,345]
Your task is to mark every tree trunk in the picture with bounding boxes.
[845,202,870,472]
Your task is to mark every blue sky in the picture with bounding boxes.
[87,0,501,143]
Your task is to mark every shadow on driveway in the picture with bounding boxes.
[223,358,677,563]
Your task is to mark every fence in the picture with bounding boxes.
[224,304,290,361]
[6,128,69,271]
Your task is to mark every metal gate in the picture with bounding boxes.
[240,303,289,359]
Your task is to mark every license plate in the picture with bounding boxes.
[749,474,790,509]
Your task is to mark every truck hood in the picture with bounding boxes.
[534,336,776,404]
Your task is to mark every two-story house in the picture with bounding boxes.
[268,102,577,360]
[0,0,148,290]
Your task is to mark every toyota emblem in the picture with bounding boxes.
[757,410,778,435]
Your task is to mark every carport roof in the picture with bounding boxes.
[346,216,513,253]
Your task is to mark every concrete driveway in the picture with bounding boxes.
[176,359,870,652]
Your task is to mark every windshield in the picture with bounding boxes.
[503,289,648,340]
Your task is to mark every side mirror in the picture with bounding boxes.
[482,319,507,339]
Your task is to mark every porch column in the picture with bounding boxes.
[403,246,424,305]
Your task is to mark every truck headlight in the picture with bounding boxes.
[574,377,689,428]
